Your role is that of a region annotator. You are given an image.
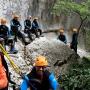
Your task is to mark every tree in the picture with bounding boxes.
[53,0,90,34]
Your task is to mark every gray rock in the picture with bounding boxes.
[26,37,78,77]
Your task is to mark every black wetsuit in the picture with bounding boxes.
[71,32,78,53]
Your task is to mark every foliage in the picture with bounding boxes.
[58,57,90,90]
[53,0,90,20]
[85,29,90,50]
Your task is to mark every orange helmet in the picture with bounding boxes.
[34,55,48,66]
[0,18,7,25]
[13,15,19,19]
[34,17,38,20]
[73,28,77,32]
[59,29,64,33]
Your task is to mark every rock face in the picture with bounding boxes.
[25,37,78,77]
[0,0,87,50]
[0,0,80,30]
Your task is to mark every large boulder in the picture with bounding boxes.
[26,37,79,77]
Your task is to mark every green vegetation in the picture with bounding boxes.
[53,0,90,32]
[58,57,90,90]
[85,30,90,51]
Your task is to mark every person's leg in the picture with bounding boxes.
[8,37,18,53]
[17,31,29,45]
[74,44,77,53]
[12,29,18,42]
[34,29,39,38]
[38,29,42,35]
[27,30,33,41]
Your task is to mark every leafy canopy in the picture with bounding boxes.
[53,0,90,19]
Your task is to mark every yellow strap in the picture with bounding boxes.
[0,44,21,75]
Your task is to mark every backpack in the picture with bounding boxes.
[0,55,8,89]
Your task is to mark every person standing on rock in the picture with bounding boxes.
[58,29,67,44]
[20,55,58,90]
[70,28,78,53]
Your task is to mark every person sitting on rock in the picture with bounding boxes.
[20,55,58,90]
[24,15,32,31]
[10,15,29,45]
[10,15,21,42]
[24,15,33,41]
[31,17,42,38]
[0,18,17,53]
[58,29,67,44]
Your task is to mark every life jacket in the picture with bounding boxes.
[0,55,8,89]
[20,67,58,90]
[27,68,57,90]
[28,68,51,90]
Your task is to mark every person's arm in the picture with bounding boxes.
[20,75,30,90]
[7,27,11,37]
[64,36,67,44]
[32,22,36,28]
[24,21,29,29]
[18,21,21,27]
[49,73,58,90]
[24,20,26,27]
[57,36,59,40]
[17,21,22,31]
[36,22,39,29]
[10,20,15,27]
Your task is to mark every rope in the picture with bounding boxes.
[0,44,22,75]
